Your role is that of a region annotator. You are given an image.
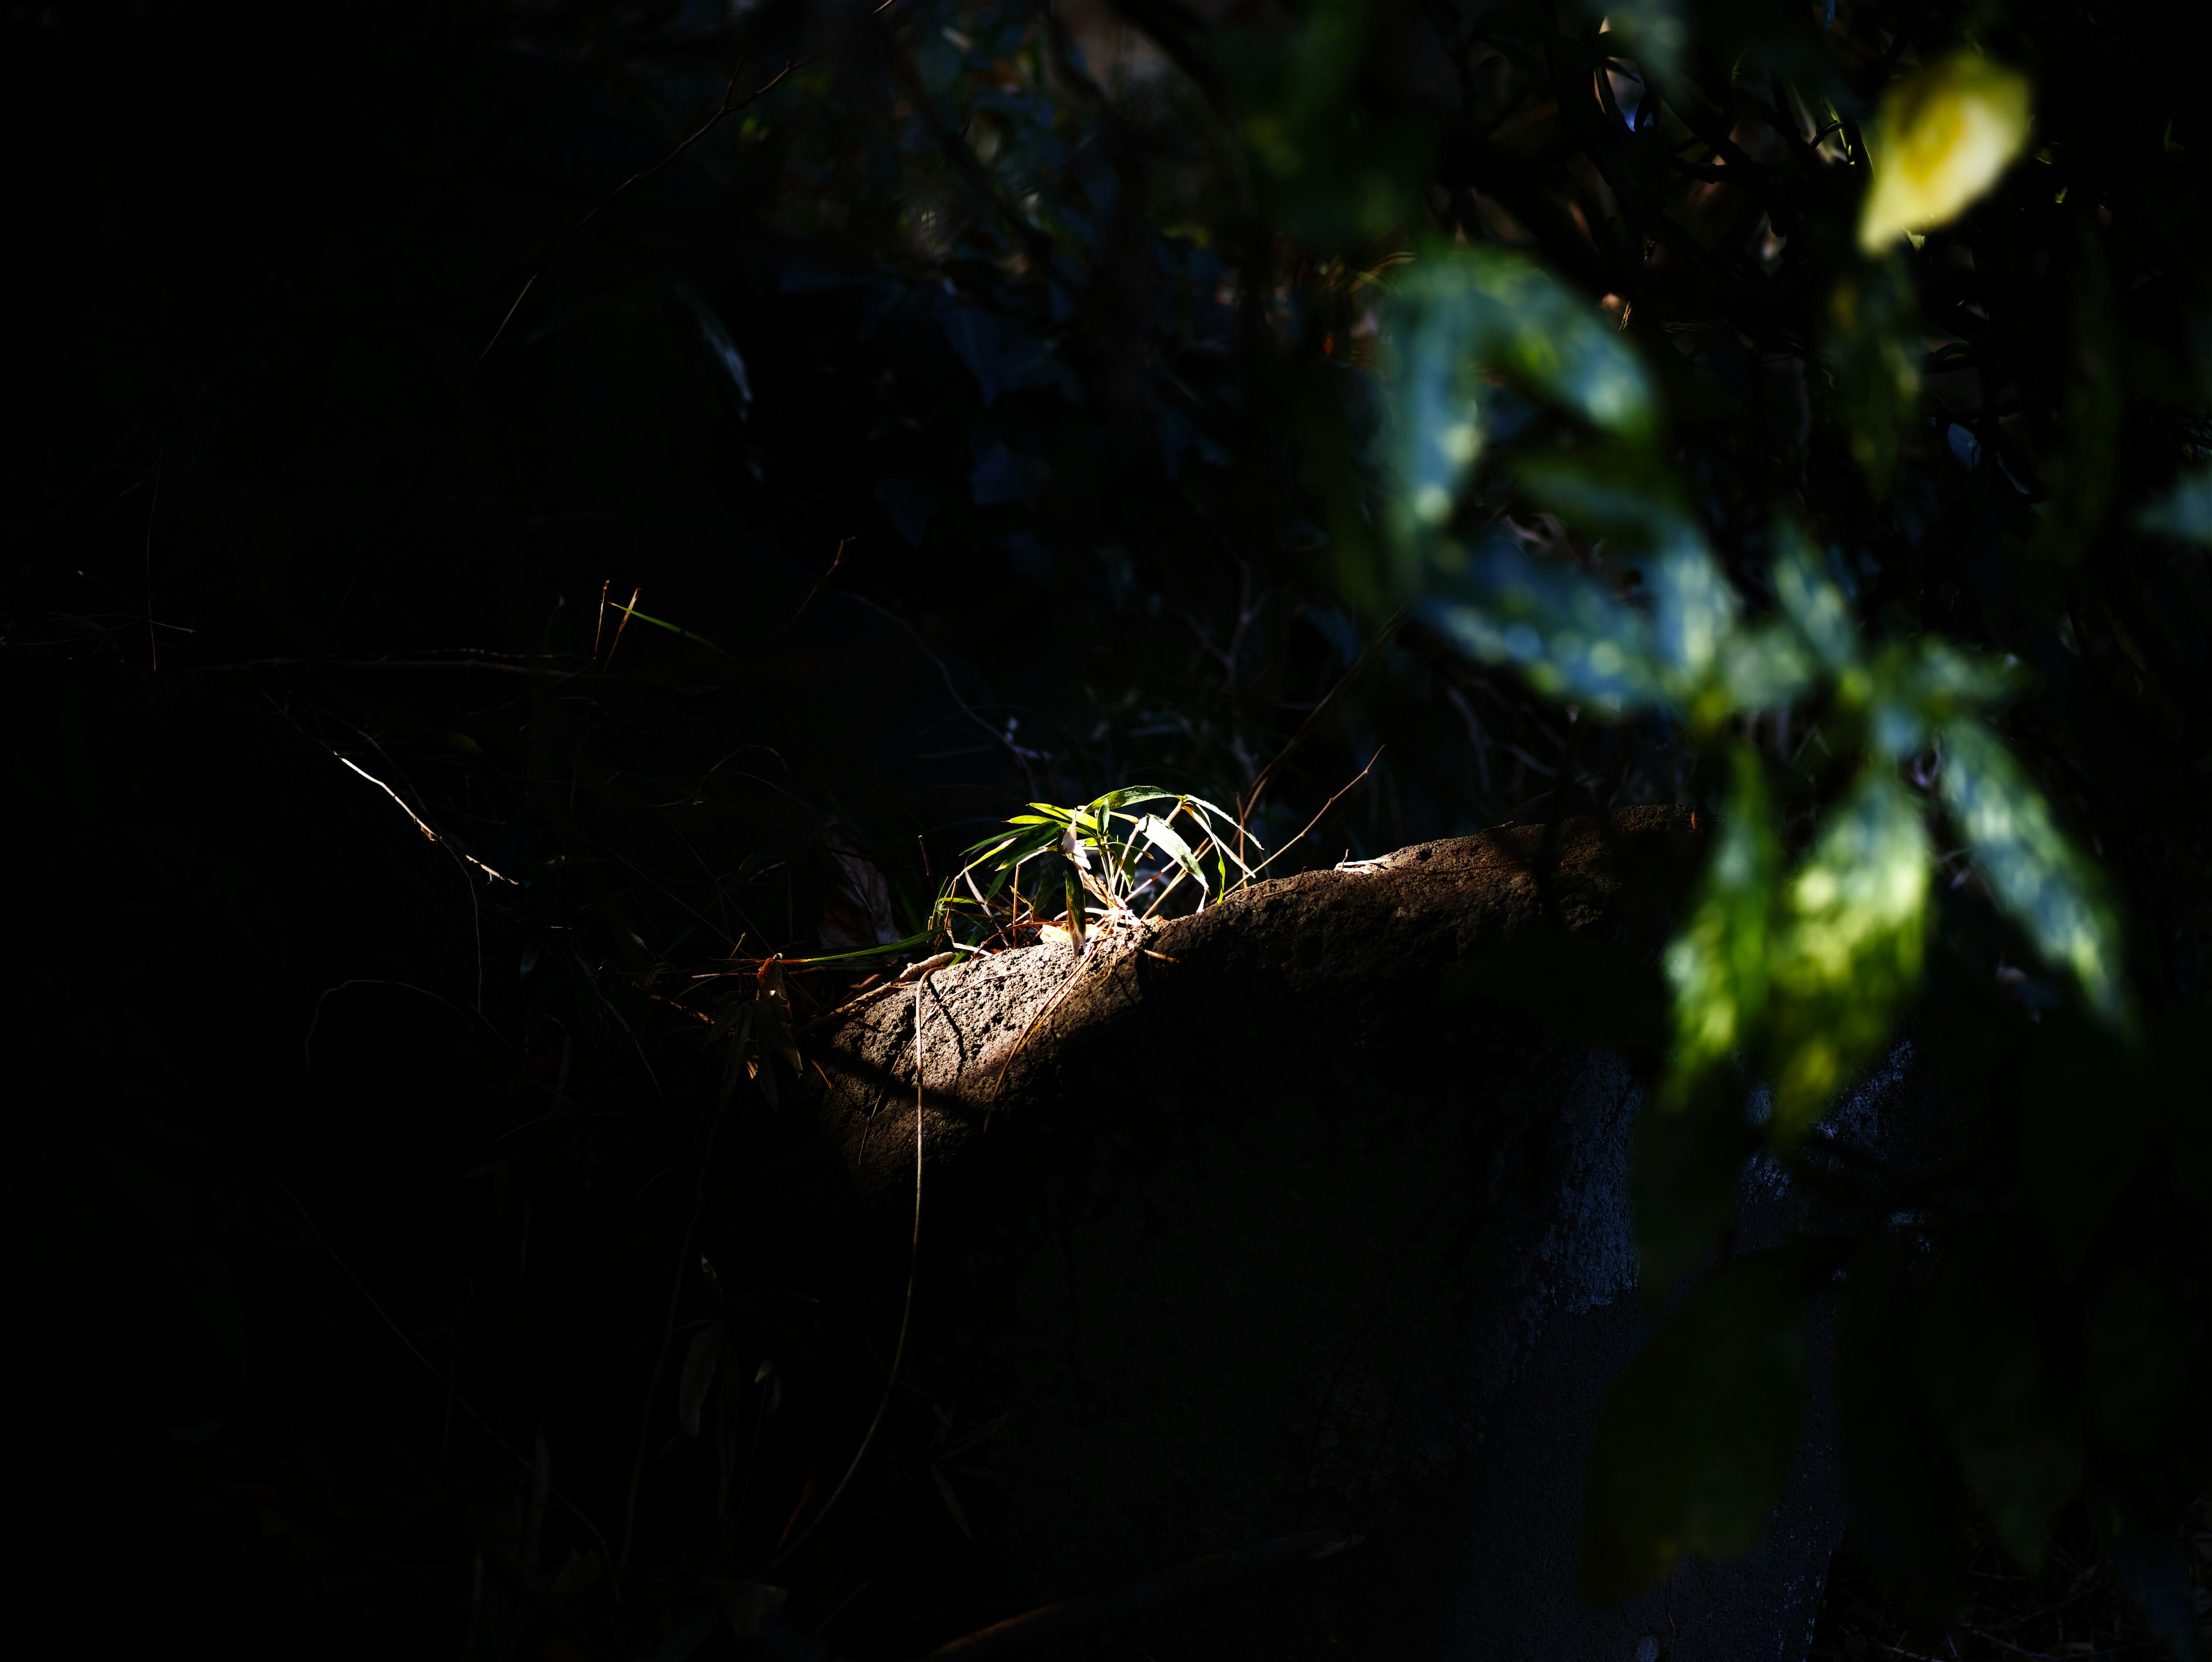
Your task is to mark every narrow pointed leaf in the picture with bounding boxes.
[1418,540,1664,718]
[1137,813,1206,887]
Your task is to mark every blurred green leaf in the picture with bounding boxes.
[1771,527,1861,672]
[1835,1235,1982,1608]
[1630,1074,1759,1303]
[1861,638,2020,760]
[1577,0,1687,87]
[1938,720,2126,1023]
[1380,244,1661,585]
[1580,1243,1812,1602]
[1822,258,1923,496]
[2017,1021,2153,1277]
[1643,533,1744,699]
[1765,772,1931,1138]
[1418,542,1664,718]
[1229,0,1363,169]
[1714,623,1818,713]
[1661,744,1778,1110]
[1929,1232,2084,1569]
[1508,446,1695,546]
[1221,0,1429,244]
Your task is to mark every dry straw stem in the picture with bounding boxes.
[980,919,1152,1112]
[1237,603,1407,856]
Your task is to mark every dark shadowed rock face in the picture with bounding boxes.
[809,811,1865,1661]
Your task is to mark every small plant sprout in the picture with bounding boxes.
[955,788,1256,948]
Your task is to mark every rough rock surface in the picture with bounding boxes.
[808,809,1853,1661]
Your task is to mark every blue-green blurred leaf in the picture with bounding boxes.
[1506,453,1739,701]
[1380,246,1661,582]
[1644,529,1742,695]
[1452,249,1660,443]
[1418,540,1664,717]
[1661,744,1779,1107]
[1938,720,2127,1023]
[2097,1493,2207,1662]
[2134,463,2212,543]
[1859,637,2020,759]
[1378,271,1489,590]
[1509,446,1692,543]
[1766,773,1932,1137]
[1771,527,1859,671]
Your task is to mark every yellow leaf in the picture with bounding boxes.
[1858,55,2033,253]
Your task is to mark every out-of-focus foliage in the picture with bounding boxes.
[1859,54,2035,253]
[1057,0,2209,1643]
[1378,240,2123,1162]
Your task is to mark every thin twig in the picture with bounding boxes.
[1252,747,1386,877]
[982,924,1129,1110]
[305,978,494,1070]
[603,586,641,672]
[774,537,850,639]
[846,592,1037,793]
[1966,1633,2161,1660]
[1237,605,1407,858]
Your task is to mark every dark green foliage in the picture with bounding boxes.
[1581,1242,1819,1603]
